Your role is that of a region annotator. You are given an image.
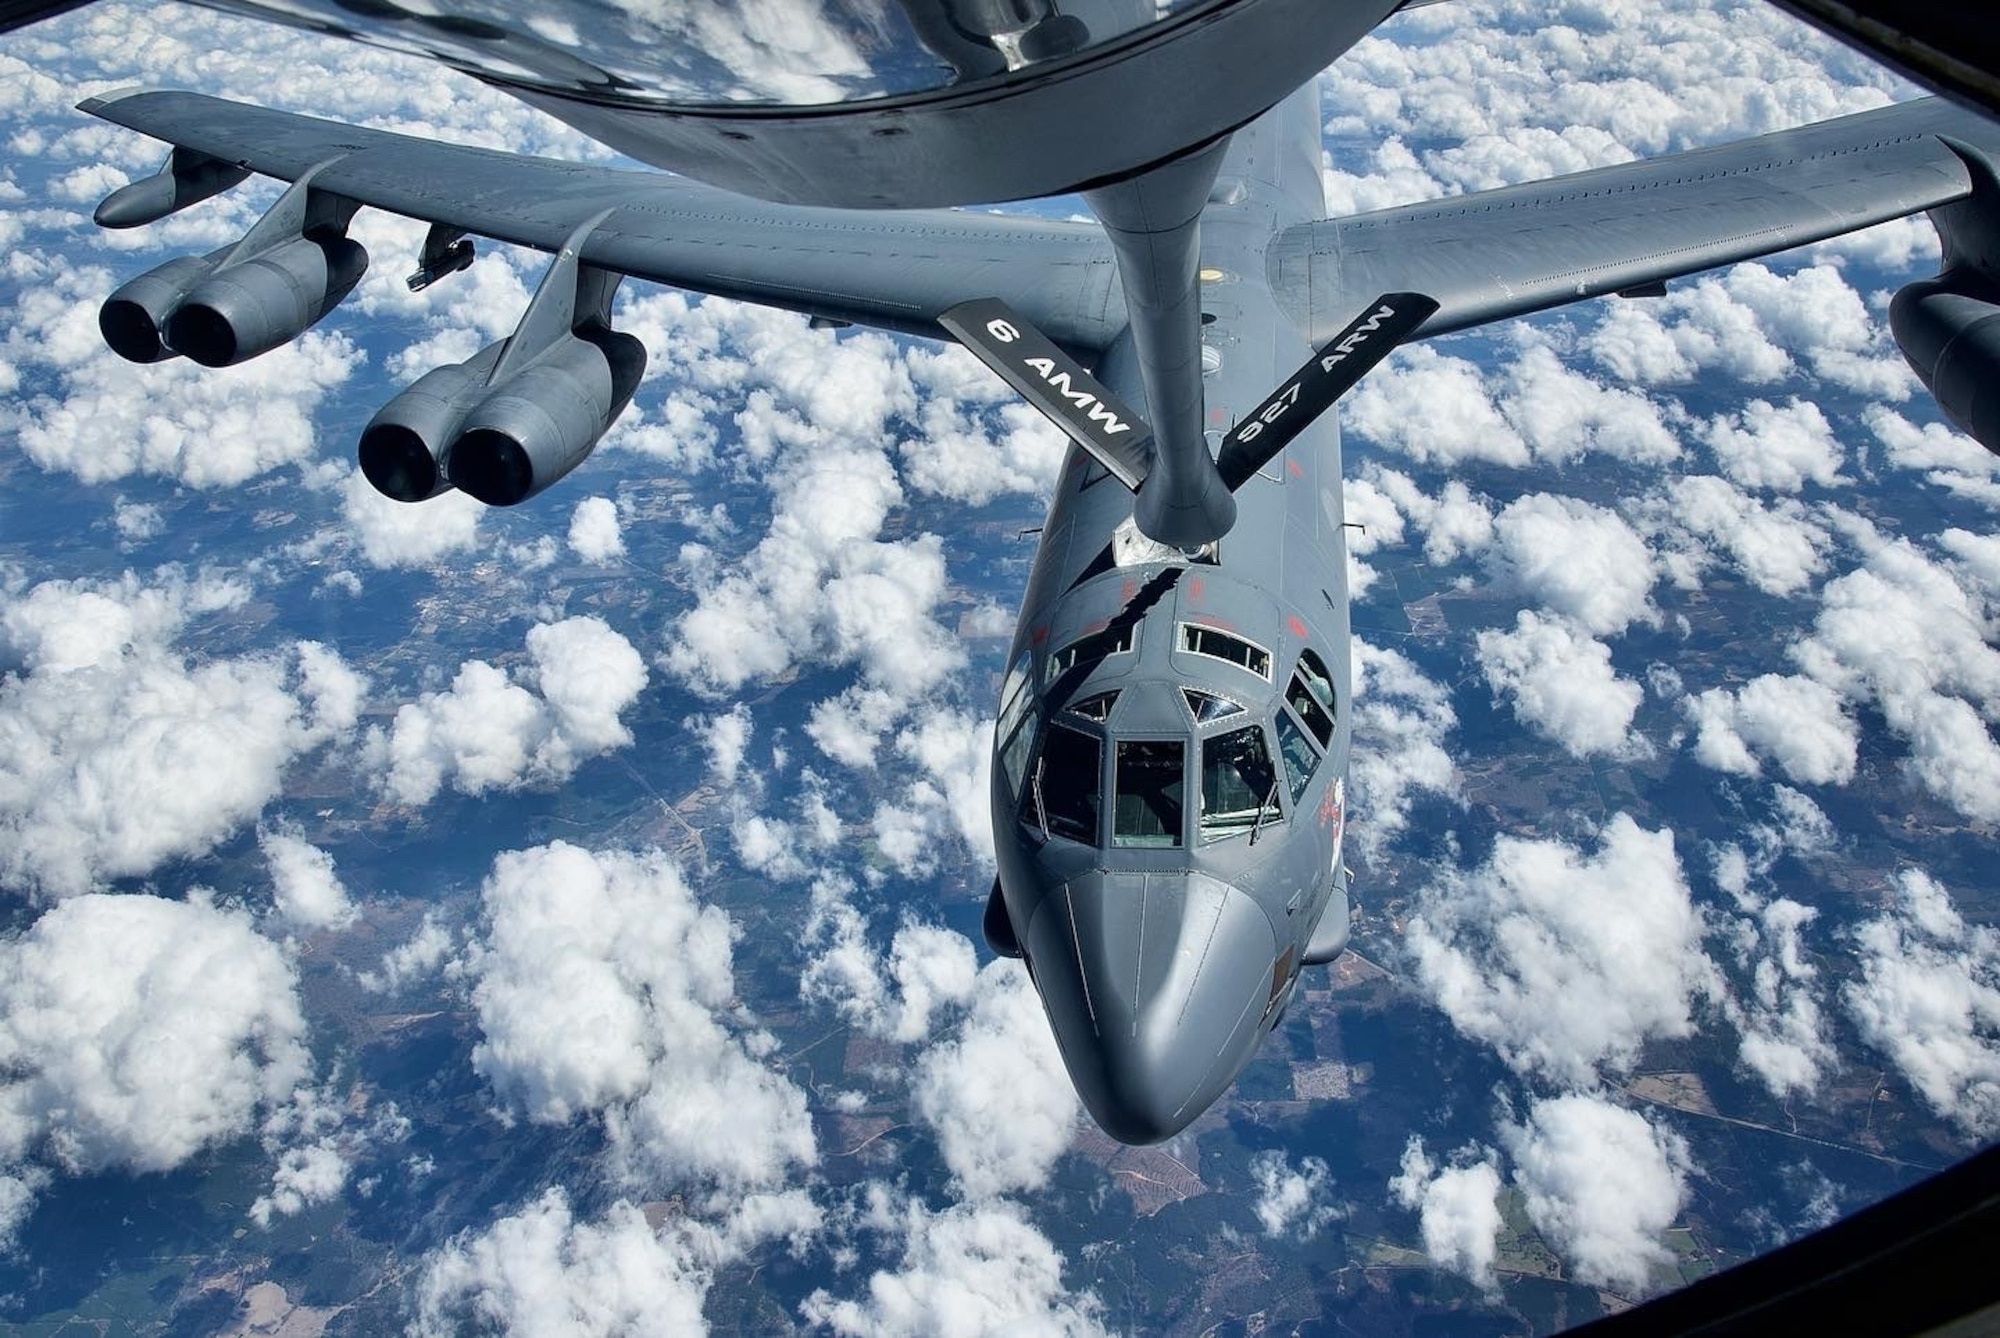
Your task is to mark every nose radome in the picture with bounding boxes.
[1025,869,1277,1143]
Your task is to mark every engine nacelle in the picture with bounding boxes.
[98,247,230,364]
[1891,275,2000,454]
[165,235,369,368]
[99,234,368,369]
[443,329,647,506]
[357,345,506,503]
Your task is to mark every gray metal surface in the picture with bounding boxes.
[1271,96,2000,341]
[80,89,1126,349]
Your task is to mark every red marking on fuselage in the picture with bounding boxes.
[1287,614,1308,640]
[1286,458,1304,479]
[1031,625,1050,646]
[1188,575,1205,604]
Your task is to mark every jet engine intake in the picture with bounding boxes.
[357,344,506,502]
[1891,274,2000,454]
[164,234,369,368]
[99,247,230,364]
[444,328,646,506]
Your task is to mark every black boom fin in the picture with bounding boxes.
[1216,291,1437,491]
[940,297,1154,489]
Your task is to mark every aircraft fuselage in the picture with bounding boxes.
[989,86,1355,1144]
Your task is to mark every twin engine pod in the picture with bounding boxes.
[358,327,646,507]
[1891,273,2000,455]
[98,233,369,368]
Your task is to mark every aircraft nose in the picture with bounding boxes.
[1024,869,1276,1143]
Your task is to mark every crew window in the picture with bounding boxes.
[1286,649,1335,748]
[1031,724,1101,843]
[1275,709,1319,803]
[1182,689,1245,724]
[997,652,1036,796]
[1113,740,1184,847]
[1200,725,1282,839]
[1068,691,1119,722]
[1047,625,1134,681]
[1180,623,1271,680]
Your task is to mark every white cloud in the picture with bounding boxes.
[1791,520,2000,822]
[1349,639,1460,860]
[0,570,362,899]
[1704,398,1846,493]
[260,829,358,930]
[250,1138,349,1227]
[1250,1150,1341,1240]
[1486,493,1657,635]
[1476,610,1644,758]
[0,258,361,488]
[912,962,1078,1200]
[1503,1095,1692,1295]
[416,1185,821,1337]
[1497,340,1681,466]
[1684,673,1858,786]
[700,703,754,787]
[567,495,626,565]
[801,886,981,1047]
[1388,1137,1503,1293]
[1643,475,1830,597]
[801,1191,1107,1338]
[376,616,646,805]
[1407,815,1719,1085]
[339,467,486,569]
[0,893,310,1180]
[1345,345,1530,467]
[1843,870,2000,1139]
[1721,897,1835,1100]
[465,841,816,1189]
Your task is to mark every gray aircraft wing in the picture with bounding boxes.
[1270,96,2000,342]
[78,88,1124,351]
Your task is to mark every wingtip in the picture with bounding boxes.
[75,84,147,116]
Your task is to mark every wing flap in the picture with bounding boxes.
[79,89,1124,350]
[1271,97,1994,341]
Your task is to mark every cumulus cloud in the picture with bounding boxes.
[1349,639,1460,860]
[1388,1137,1504,1292]
[1346,344,1530,467]
[1642,475,1830,597]
[1843,870,2000,1139]
[416,1185,822,1337]
[1476,610,1644,758]
[1684,673,1858,786]
[1486,493,1657,635]
[1250,1150,1342,1240]
[338,467,486,569]
[912,963,1078,1200]
[376,616,646,805]
[1366,469,1495,565]
[1495,340,1681,466]
[1791,520,2000,822]
[1703,398,1846,493]
[567,495,626,565]
[1503,1095,1692,1295]
[464,842,816,1189]
[0,257,360,489]
[801,884,981,1046]
[1406,815,1720,1085]
[260,829,358,930]
[1719,897,1835,1099]
[0,569,363,900]
[0,893,309,1189]
[801,1191,1107,1337]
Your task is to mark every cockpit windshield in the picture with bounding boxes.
[1033,724,1101,844]
[1113,740,1184,847]
[1200,724,1281,838]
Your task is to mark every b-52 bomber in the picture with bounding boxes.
[40,0,2000,1144]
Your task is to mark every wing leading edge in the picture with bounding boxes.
[78,88,1124,352]
[1270,96,2000,342]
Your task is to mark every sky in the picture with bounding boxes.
[0,0,1997,1333]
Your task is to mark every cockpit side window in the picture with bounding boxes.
[1275,708,1319,804]
[997,651,1036,797]
[1113,740,1184,847]
[1200,725,1281,839]
[1286,648,1336,748]
[1179,623,1272,679]
[1048,624,1135,682]
[1032,724,1101,843]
